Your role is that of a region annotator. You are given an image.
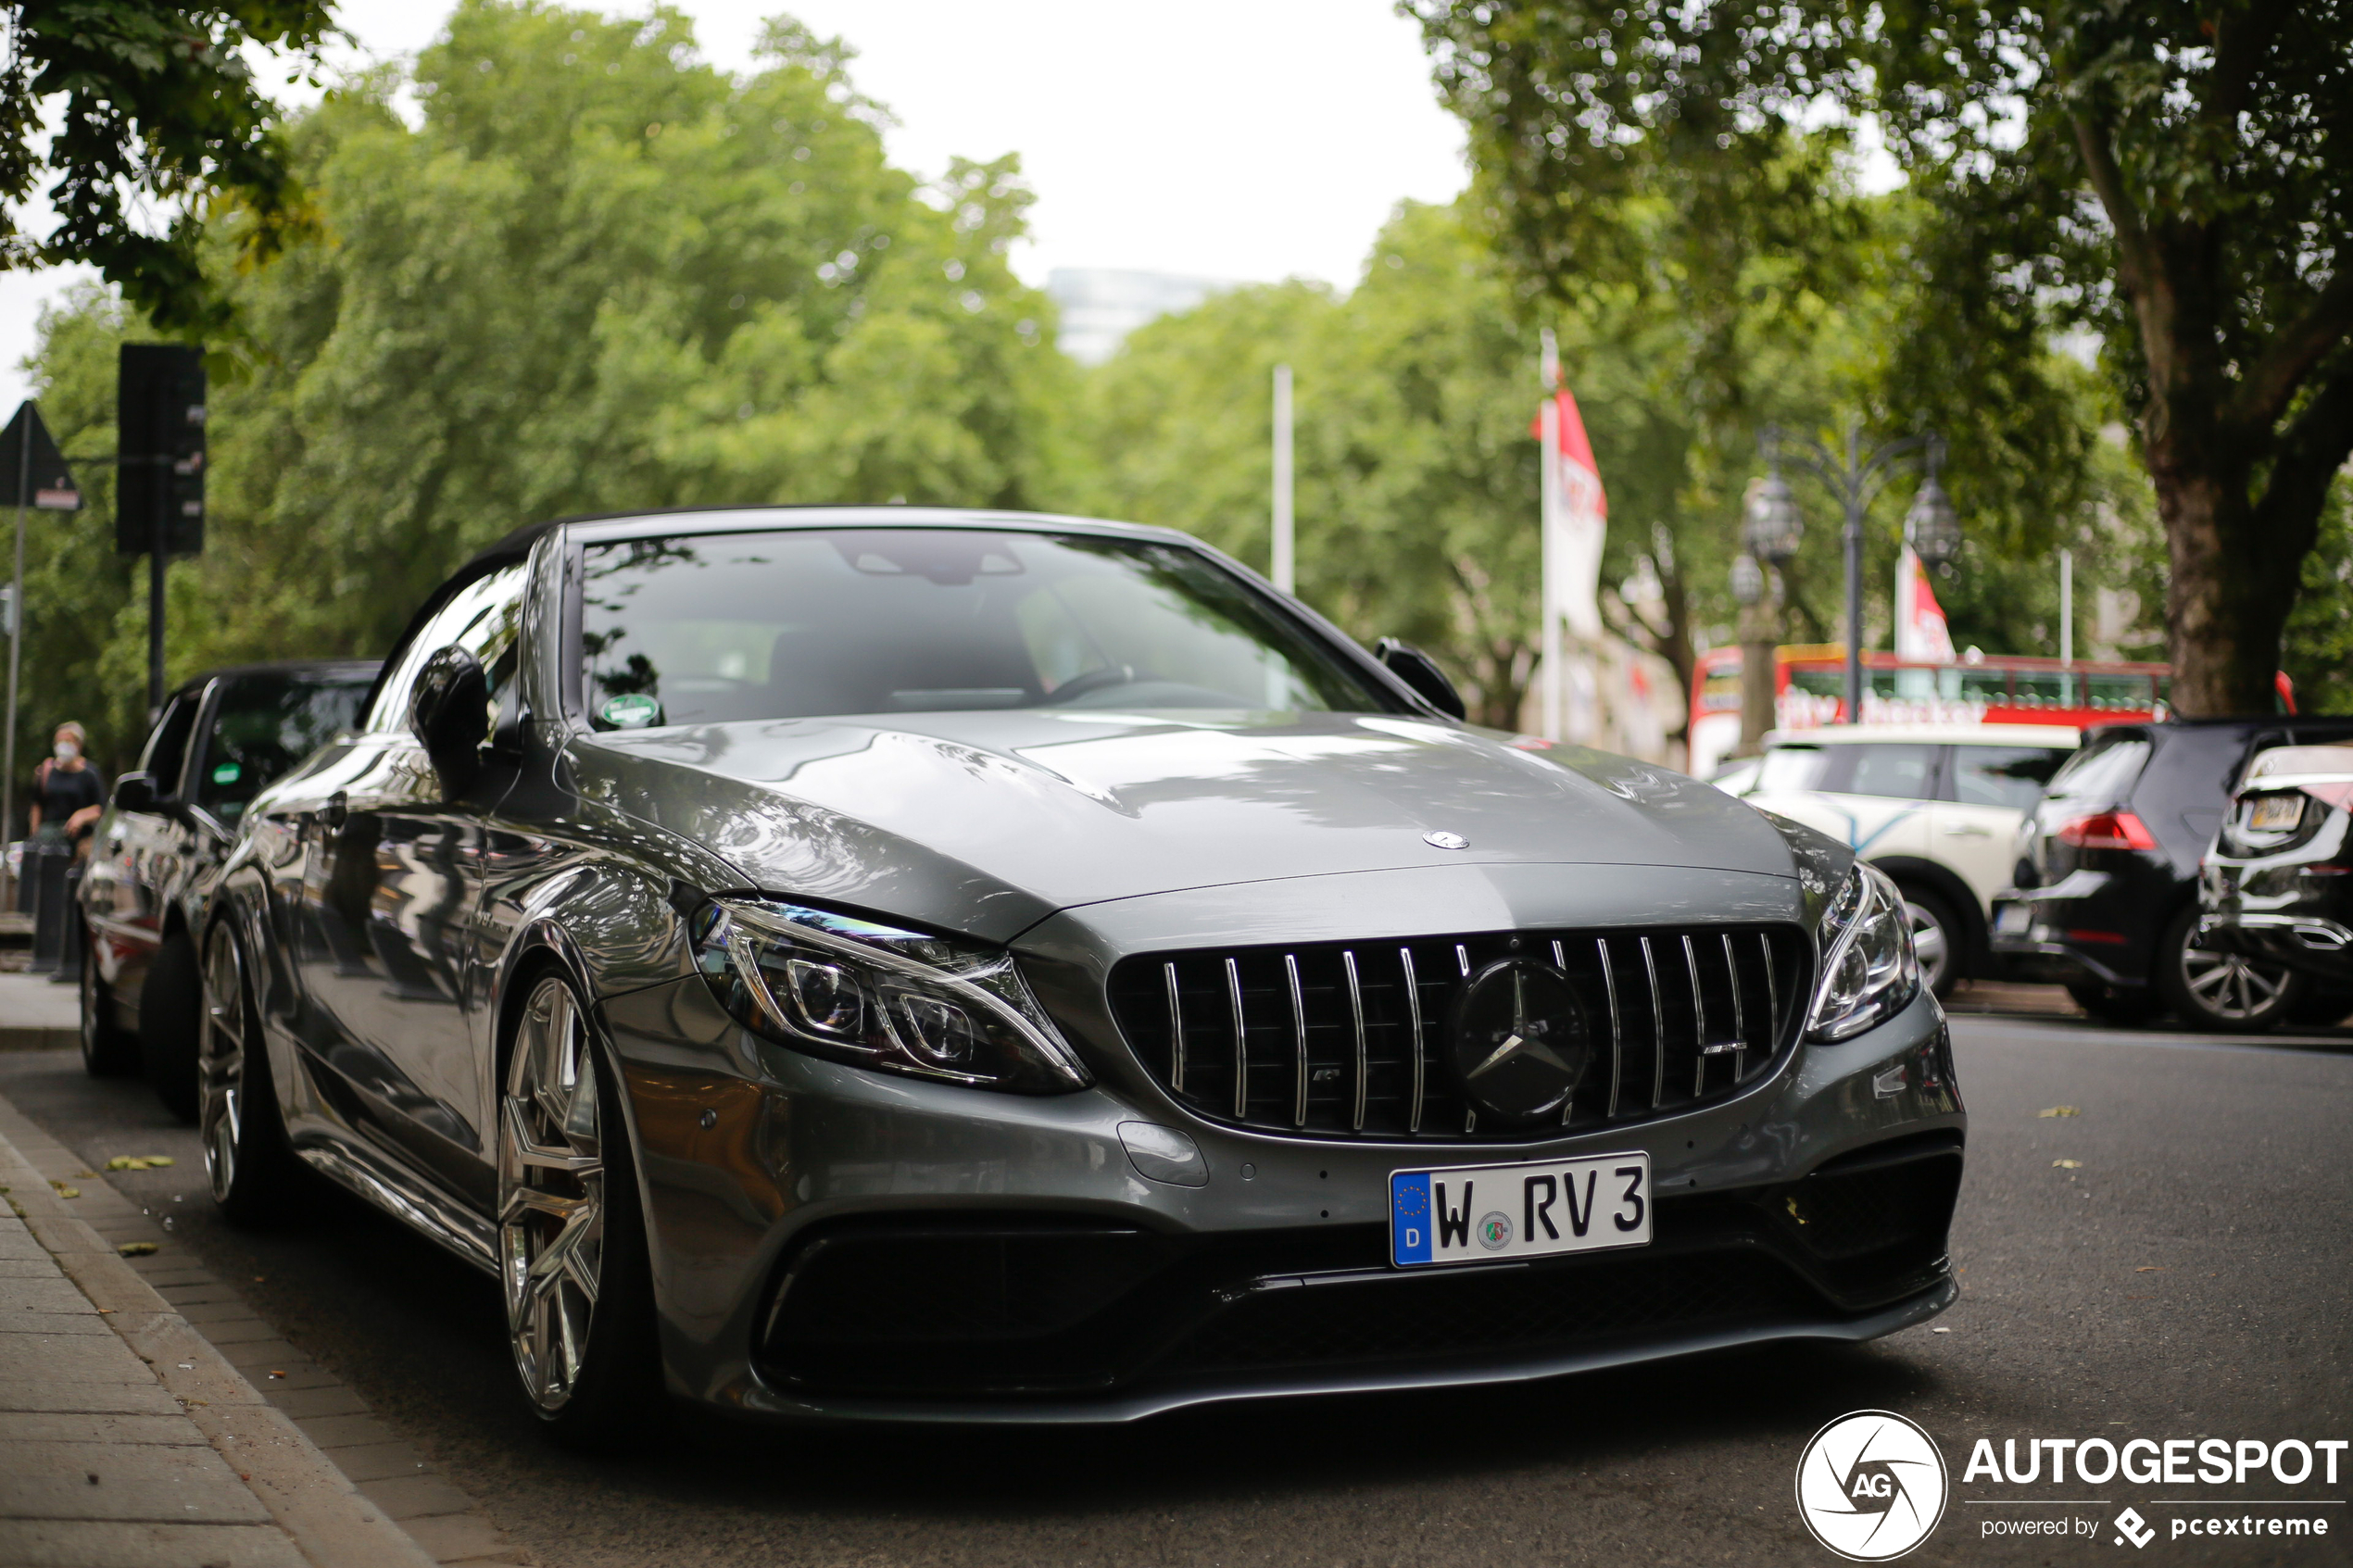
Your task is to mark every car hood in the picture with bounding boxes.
[572,710,1798,942]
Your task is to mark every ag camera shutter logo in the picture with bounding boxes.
[1795,1410,1949,1561]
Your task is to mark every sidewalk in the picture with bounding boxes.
[0,1120,442,1568]
[0,973,76,1053]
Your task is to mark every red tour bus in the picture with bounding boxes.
[1688,643,2174,777]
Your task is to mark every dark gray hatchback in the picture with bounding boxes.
[79,659,379,1113]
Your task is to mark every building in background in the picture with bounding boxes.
[1047,269,1235,364]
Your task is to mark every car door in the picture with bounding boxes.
[285,567,529,1204]
[1931,743,2072,915]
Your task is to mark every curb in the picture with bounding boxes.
[0,1115,447,1568]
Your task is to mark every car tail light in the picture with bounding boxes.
[2056,810,2158,850]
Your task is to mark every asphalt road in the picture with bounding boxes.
[4,1011,2349,1567]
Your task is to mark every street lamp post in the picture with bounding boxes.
[1757,423,1950,724]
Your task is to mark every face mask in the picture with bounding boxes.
[53,742,77,763]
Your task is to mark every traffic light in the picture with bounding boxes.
[116,345,206,557]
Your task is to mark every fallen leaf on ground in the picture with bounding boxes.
[268,1370,286,1379]
[2053,1159,2083,1169]
[116,1242,157,1257]
[2038,1106,2082,1118]
[2135,1265,2169,1273]
[103,1156,174,1172]
[48,1182,78,1198]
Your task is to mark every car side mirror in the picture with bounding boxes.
[1376,638,1466,721]
[409,645,490,779]
[112,771,156,814]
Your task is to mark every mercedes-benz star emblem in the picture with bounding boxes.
[1444,959,1590,1123]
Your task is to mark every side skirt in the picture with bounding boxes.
[292,1136,499,1277]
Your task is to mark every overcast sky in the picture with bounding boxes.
[2,0,1469,411]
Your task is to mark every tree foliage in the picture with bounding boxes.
[1407,0,2353,717]
[1058,197,1969,732]
[1836,0,2353,716]
[18,0,1065,773]
[2,0,335,329]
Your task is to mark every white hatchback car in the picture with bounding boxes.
[1723,725,2080,995]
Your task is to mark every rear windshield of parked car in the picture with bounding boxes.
[196,673,374,823]
[2042,734,2151,812]
[575,530,1397,728]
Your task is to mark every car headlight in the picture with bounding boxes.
[690,897,1090,1093]
[1806,862,1921,1042]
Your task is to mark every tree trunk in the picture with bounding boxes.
[2150,463,2292,718]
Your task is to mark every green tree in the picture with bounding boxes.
[18,1,1065,774]
[1409,0,2353,718]
[2,0,336,329]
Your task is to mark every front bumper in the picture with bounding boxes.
[601,973,1963,1424]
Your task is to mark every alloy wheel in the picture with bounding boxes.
[1904,899,1952,995]
[199,925,248,1202]
[2178,946,2291,1022]
[499,976,606,1414]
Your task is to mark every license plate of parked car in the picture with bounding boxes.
[1995,903,2032,935]
[1390,1152,1651,1268]
[2251,795,2305,831]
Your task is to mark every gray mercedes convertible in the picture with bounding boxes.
[199,507,1963,1445]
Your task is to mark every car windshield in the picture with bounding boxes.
[195,672,375,823]
[1755,746,1829,793]
[1950,745,2070,811]
[576,529,1396,728]
[2041,735,2151,814]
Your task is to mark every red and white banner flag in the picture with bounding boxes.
[1894,546,1956,663]
[1536,387,1608,643]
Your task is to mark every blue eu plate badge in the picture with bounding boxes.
[1390,1153,1651,1268]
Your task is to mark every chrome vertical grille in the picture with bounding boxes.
[1111,924,1808,1143]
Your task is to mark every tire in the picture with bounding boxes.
[498,971,664,1450]
[79,930,140,1076]
[138,932,203,1122]
[2066,981,2159,1027]
[199,922,303,1225]
[2154,906,2306,1034]
[1898,885,1964,1000]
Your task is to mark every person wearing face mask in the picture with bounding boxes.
[30,721,107,850]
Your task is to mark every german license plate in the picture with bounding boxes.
[1995,902,2032,935]
[1390,1152,1651,1268]
[2251,795,2305,831]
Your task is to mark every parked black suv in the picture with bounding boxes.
[79,660,379,1113]
[1993,716,2353,1031]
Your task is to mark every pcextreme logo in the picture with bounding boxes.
[1796,1411,1952,1562]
